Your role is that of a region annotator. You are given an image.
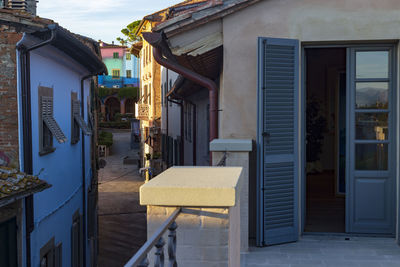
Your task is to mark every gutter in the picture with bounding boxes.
[16,24,57,267]
[142,31,218,164]
[80,74,91,267]
[16,24,106,267]
[166,76,197,165]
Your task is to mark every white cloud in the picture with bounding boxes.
[37,0,182,43]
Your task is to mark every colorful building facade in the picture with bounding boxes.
[0,9,105,267]
[98,41,140,120]
[98,41,139,88]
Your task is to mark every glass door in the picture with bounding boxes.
[346,47,396,234]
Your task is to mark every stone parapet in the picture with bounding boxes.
[141,167,242,267]
[210,139,253,252]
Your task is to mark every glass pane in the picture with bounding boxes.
[356,51,389,79]
[356,113,388,140]
[356,82,388,109]
[355,144,388,170]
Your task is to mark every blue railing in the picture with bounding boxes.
[98,75,139,88]
[124,208,181,267]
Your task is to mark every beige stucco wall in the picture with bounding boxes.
[220,0,400,140]
[219,0,400,239]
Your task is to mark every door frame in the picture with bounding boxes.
[300,42,398,236]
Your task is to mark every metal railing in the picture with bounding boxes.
[124,208,181,267]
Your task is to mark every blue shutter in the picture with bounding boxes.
[258,37,299,246]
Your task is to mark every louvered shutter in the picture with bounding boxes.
[73,100,92,136]
[258,37,299,246]
[41,96,67,143]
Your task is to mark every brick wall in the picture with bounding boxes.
[0,28,22,168]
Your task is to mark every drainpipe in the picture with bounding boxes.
[16,24,57,267]
[142,32,218,164]
[80,74,92,267]
[167,97,185,165]
[166,69,169,138]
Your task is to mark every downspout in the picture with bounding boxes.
[166,78,196,165]
[166,69,169,138]
[16,24,57,267]
[142,32,218,164]
[167,97,184,165]
[80,74,92,267]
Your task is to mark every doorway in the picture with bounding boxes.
[304,46,396,235]
[305,48,346,233]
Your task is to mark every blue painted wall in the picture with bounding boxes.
[98,50,139,88]
[18,43,93,267]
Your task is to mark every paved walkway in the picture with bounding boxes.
[242,235,400,267]
[98,130,146,267]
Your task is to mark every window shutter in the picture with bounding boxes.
[258,37,299,246]
[79,215,84,267]
[73,100,92,136]
[41,96,67,143]
[54,243,62,267]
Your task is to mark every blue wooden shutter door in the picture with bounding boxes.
[258,37,299,245]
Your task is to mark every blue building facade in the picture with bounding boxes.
[98,41,139,88]
[14,24,105,267]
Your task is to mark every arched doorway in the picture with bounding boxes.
[104,96,120,121]
[125,98,135,114]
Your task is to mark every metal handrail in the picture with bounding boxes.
[124,208,181,267]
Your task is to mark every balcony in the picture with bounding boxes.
[124,166,243,267]
[98,75,139,88]
[136,103,149,120]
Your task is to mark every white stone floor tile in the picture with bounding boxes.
[242,235,400,266]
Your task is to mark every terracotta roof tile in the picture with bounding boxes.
[0,166,50,206]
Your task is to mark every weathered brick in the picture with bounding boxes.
[0,30,22,168]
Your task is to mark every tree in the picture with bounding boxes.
[117,20,141,45]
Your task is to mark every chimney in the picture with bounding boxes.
[2,0,38,15]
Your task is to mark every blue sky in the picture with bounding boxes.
[37,0,182,43]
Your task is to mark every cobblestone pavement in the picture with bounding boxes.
[242,235,400,267]
[97,130,146,267]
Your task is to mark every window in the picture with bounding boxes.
[40,237,62,267]
[38,86,67,156]
[143,85,148,104]
[161,84,164,106]
[71,211,83,267]
[126,70,132,78]
[185,103,192,142]
[126,53,131,60]
[71,92,92,144]
[0,217,17,267]
[113,52,119,59]
[164,82,168,106]
[112,69,120,79]
[169,80,173,106]
[149,83,151,105]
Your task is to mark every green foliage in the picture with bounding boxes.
[117,20,142,45]
[117,87,138,100]
[97,87,138,101]
[306,98,327,162]
[99,121,131,129]
[98,87,114,98]
[98,131,113,147]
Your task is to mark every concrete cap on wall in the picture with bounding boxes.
[140,166,243,207]
[209,139,252,152]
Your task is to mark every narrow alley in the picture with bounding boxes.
[98,130,146,267]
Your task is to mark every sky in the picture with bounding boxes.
[37,0,183,44]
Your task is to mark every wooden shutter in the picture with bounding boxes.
[258,37,299,246]
[41,96,67,143]
[55,243,62,267]
[72,100,92,136]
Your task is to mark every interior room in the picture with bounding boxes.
[305,48,347,233]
